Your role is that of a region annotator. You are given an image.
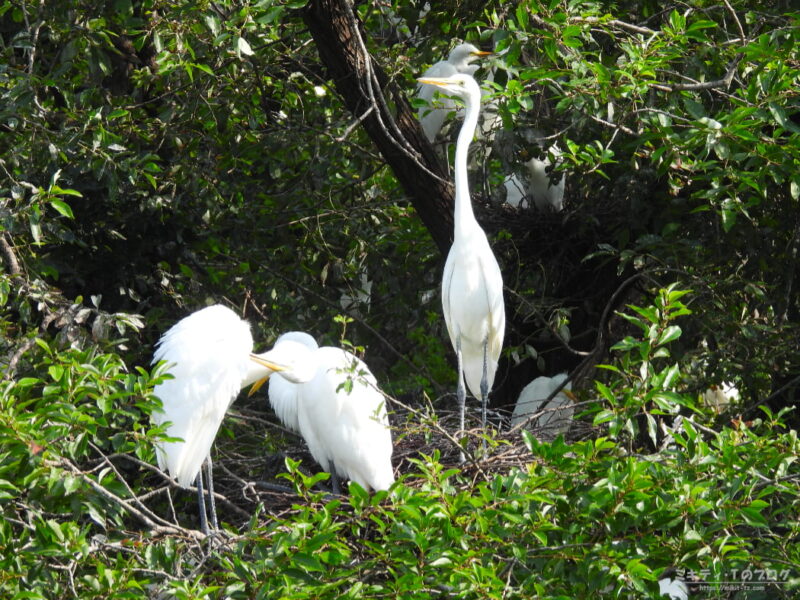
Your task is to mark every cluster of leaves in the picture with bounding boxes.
[0,287,796,598]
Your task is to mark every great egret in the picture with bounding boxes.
[504,154,566,211]
[659,577,689,600]
[339,270,372,317]
[251,332,395,493]
[498,127,566,211]
[417,73,505,460]
[510,373,576,439]
[417,43,491,142]
[702,381,739,413]
[151,304,284,533]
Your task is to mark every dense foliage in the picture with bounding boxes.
[1,0,798,597]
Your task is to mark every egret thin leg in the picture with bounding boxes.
[480,338,489,453]
[456,334,466,464]
[195,471,209,535]
[205,456,219,531]
[330,468,341,495]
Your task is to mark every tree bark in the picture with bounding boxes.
[304,0,454,255]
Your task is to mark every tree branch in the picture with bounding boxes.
[304,0,455,255]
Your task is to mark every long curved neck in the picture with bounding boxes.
[453,90,481,236]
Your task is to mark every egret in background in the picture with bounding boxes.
[503,150,566,212]
[702,381,739,413]
[659,577,689,600]
[498,127,566,212]
[417,73,505,461]
[417,43,491,142]
[251,332,395,493]
[151,304,285,533]
[511,373,576,439]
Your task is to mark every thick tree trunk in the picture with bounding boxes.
[304,0,454,255]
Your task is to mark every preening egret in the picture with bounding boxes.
[417,43,491,142]
[417,73,505,460]
[251,332,394,493]
[510,373,575,439]
[151,304,284,533]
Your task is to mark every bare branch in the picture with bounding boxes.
[1,234,21,276]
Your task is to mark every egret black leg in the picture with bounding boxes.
[456,334,466,464]
[205,456,219,531]
[330,469,341,495]
[480,338,489,453]
[196,471,209,535]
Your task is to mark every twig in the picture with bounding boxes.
[46,456,203,539]
[572,16,659,36]
[722,0,747,44]
[588,114,638,137]
[1,234,21,276]
[87,441,177,529]
[382,389,488,478]
[336,105,375,142]
[338,2,446,185]
[650,53,743,93]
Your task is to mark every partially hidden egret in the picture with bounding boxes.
[499,127,566,212]
[151,304,285,533]
[251,332,395,493]
[417,73,506,460]
[659,577,689,600]
[702,381,739,413]
[417,43,491,142]
[504,152,566,212]
[510,373,576,439]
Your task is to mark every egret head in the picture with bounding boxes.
[250,334,318,385]
[447,43,491,72]
[416,73,481,102]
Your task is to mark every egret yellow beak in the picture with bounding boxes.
[471,50,493,57]
[247,354,288,397]
[248,377,269,396]
[417,77,447,87]
[249,353,288,371]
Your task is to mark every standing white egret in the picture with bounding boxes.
[417,73,505,460]
[151,304,285,533]
[417,43,491,142]
[511,373,576,439]
[251,332,394,493]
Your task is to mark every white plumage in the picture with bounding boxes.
[418,73,505,452]
[702,381,739,413]
[502,132,566,212]
[658,577,689,600]
[152,305,259,487]
[265,331,317,433]
[254,333,394,492]
[417,43,490,142]
[511,373,575,438]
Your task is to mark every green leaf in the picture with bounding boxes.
[50,199,75,219]
[657,325,682,346]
